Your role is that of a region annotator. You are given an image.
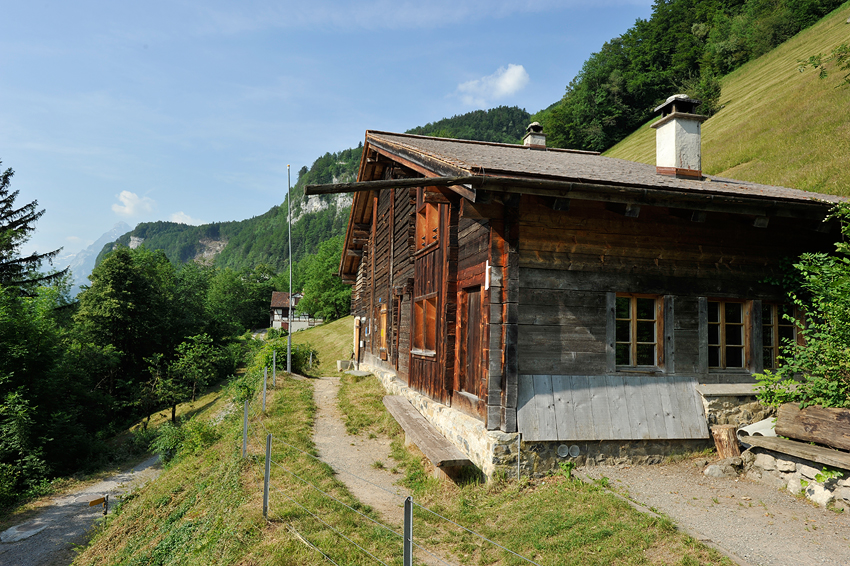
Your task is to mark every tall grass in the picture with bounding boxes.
[606,2,850,196]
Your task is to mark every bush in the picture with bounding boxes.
[151,419,222,465]
[756,203,850,409]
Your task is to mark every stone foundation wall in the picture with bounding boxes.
[701,395,774,427]
[521,439,712,477]
[361,363,519,479]
[363,363,713,479]
[742,447,850,509]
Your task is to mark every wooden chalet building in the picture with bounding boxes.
[307,96,842,475]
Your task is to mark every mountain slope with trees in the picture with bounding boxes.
[605,2,850,196]
[534,0,847,153]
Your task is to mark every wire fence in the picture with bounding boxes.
[239,362,543,566]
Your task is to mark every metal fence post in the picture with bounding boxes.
[242,400,249,458]
[517,433,521,481]
[403,496,412,566]
[262,367,268,413]
[263,434,272,520]
[273,349,276,388]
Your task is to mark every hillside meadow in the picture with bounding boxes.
[72,318,730,566]
[605,2,850,197]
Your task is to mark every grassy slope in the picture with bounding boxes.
[605,2,850,196]
[71,319,732,565]
[291,315,353,377]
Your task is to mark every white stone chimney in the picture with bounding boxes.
[651,94,707,179]
[523,122,546,148]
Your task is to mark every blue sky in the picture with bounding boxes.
[1,0,653,260]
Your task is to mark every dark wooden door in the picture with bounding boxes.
[463,286,482,395]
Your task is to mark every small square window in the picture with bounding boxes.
[708,300,746,369]
[762,303,796,369]
[615,295,660,367]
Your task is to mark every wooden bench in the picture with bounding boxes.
[383,395,472,480]
[741,403,850,471]
[742,435,850,471]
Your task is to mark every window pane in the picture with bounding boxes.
[616,320,631,342]
[616,343,630,366]
[726,324,743,346]
[725,302,742,323]
[636,298,655,320]
[763,347,774,369]
[779,326,794,343]
[636,344,655,366]
[762,304,773,324]
[708,346,720,368]
[636,321,655,343]
[708,324,720,345]
[708,301,720,323]
[616,297,630,319]
[763,325,774,347]
[779,304,793,319]
[726,346,744,368]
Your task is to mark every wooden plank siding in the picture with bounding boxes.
[516,374,710,441]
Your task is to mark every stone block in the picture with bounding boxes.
[787,473,804,495]
[805,484,835,507]
[798,464,820,479]
[834,486,850,502]
[754,452,777,471]
[704,464,736,478]
[775,458,796,473]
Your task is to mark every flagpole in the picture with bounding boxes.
[287,165,292,374]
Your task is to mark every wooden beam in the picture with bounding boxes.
[776,404,850,452]
[744,435,850,471]
[346,249,363,258]
[313,171,834,220]
[306,175,479,195]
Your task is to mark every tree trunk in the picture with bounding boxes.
[171,404,177,423]
[711,424,741,459]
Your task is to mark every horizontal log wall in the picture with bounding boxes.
[516,196,833,382]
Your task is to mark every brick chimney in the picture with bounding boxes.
[651,94,707,179]
[523,122,546,148]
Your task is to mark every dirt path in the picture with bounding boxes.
[0,455,162,566]
[583,461,850,566]
[312,375,410,524]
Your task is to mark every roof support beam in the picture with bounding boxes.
[312,175,832,222]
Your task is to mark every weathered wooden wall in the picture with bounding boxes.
[509,194,834,441]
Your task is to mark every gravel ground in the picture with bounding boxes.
[0,455,162,566]
[312,375,410,523]
[583,460,850,566]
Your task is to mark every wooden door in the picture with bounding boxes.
[455,285,486,418]
[409,198,446,403]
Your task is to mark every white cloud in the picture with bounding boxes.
[457,64,530,107]
[170,211,204,225]
[112,190,156,217]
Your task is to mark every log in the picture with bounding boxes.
[776,403,850,452]
[711,424,741,459]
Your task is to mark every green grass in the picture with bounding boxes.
[72,320,732,565]
[337,372,732,565]
[605,2,850,196]
[291,315,354,377]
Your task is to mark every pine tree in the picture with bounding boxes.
[0,162,66,292]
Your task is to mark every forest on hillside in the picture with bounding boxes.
[536,0,847,153]
[406,106,531,144]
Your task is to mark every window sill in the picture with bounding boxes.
[411,349,437,358]
[708,368,752,374]
[616,367,663,374]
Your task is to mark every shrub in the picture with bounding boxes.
[756,203,850,409]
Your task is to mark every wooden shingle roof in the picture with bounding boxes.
[366,131,842,206]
